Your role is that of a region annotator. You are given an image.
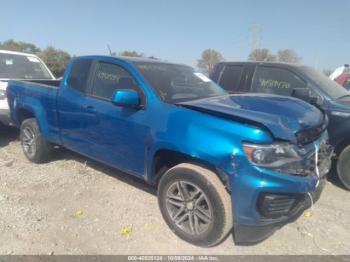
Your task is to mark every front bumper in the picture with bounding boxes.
[0,108,11,125]
[233,178,326,245]
[223,133,332,245]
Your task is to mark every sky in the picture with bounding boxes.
[0,0,349,70]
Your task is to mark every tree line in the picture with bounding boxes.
[0,39,331,78]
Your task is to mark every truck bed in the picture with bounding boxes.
[21,79,61,87]
[7,80,61,144]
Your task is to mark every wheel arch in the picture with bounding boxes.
[148,148,230,191]
[17,107,36,126]
[15,105,57,143]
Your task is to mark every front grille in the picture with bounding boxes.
[301,140,333,178]
[295,115,328,146]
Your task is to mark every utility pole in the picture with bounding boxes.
[107,44,113,56]
[250,24,262,51]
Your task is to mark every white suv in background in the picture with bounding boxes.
[0,50,55,126]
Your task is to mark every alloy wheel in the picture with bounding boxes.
[165,181,212,235]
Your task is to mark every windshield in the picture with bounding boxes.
[301,66,348,99]
[135,63,227,103]
[0,53,53,80]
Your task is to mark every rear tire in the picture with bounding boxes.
[158,163,233,247]
[20,118,52,163]
[337,145,350,190]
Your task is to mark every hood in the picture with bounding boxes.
[179,94,325,143]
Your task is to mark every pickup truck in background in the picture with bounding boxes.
[211,61,350,190]
[7,56,332,246]
[0,50,56,126]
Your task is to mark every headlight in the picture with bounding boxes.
[243,143,301,167]
[242,142,313,176]
[0,90,5,100]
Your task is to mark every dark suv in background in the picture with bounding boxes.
[211,61,350,190]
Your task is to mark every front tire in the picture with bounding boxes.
[158,163,233,247]
[20,118,52,163]
[337,145,350,190]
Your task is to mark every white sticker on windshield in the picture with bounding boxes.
[194,72,211,82]
[5,59,13,65]
[27,56,40,63]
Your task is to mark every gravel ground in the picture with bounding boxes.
[0,126,349,255]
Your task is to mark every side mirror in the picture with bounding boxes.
[291,88,314,102]
[112,89,140,108]
[292,88,323,106]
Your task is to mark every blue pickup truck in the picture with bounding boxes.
[7,56,333,246]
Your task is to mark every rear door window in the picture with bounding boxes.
[252,66,307,96]
[66,59,93,93]
[218,65,244,92]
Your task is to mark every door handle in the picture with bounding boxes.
[84,105,96,114]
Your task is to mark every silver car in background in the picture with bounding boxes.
[0,50,55,126]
